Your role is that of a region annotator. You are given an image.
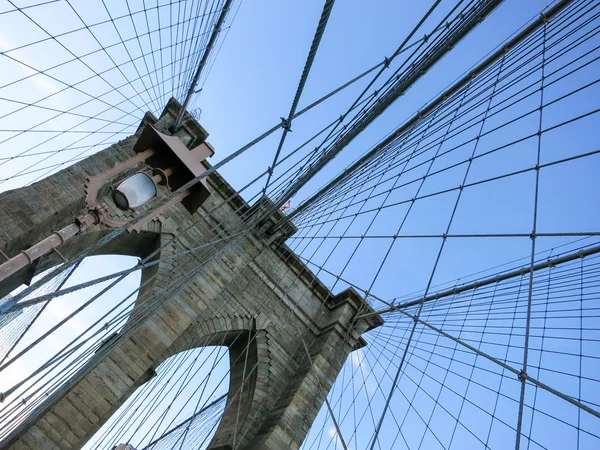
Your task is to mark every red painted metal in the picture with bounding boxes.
[0,213,97,284]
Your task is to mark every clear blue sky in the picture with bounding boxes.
[1,0,599,449]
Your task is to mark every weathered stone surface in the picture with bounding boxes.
[0,98,382,450]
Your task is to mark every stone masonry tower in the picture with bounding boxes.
[0,99,382,450]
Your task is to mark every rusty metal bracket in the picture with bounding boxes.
[85,149,155,209]
[23,259,40,286]
[93,204,130,230]
[127,191,189,233]
[0,218,94,284]
[53,248,68,263]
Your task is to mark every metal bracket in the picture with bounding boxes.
[280,117,292,132]
[85,149,155,209]
[53,248,68,263]
[93,204,130,230]
[127,191,189,233]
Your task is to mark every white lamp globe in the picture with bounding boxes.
[113,172,157,210]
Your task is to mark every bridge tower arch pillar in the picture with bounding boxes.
[0,99,382,450]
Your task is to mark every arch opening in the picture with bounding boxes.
[84,346,230,450]
[0,254,143,442]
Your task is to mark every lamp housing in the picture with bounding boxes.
[133,126,214,214]
[112,172,157,210]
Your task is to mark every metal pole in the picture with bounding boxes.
[0,214,96,284]
[172,0,234,132]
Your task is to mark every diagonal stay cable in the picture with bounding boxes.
[271,0,505,212]
[261,0,336,196]
[0,37,216,183]
[64,0,158,114]
[0,15,211,141]
[280,0,574,227]
[5,0,153,116]
[2,58,400,309]
[394,306,600,421]
[0,83,377,318]
[173,0,233,131]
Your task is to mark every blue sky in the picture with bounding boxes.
[0,0,599,449]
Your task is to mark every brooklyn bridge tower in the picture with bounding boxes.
[0,0,599,449]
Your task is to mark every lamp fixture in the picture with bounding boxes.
[113,172,157,210]
[0,125,215,284]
